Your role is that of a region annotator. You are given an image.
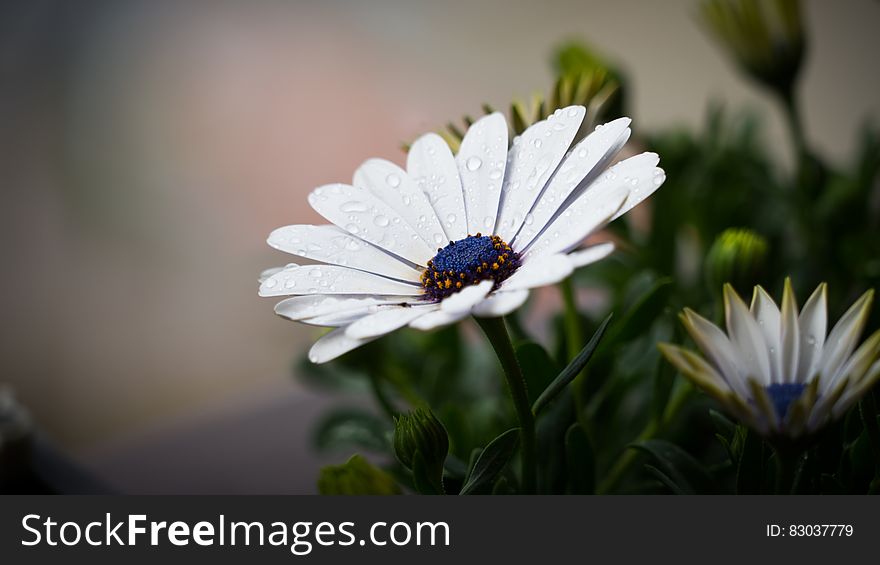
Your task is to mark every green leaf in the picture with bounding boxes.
[516,341,559,406]
[314,408,390,453]
[630,439,718,494]
[460,428,520,495]
[565,423,595,494]
[317,455,401,495]
[532,313,612,415]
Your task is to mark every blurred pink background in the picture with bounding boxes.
[1,0,878,491]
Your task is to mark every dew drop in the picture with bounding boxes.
[433,233,444,244]
[309,268,322,278]
[489,168,503,180]
[345,223,359,234]
[466,156,483,171]
[524,213,534,225]
[446,213,456,224]
[284,279,296,289]
[374,215,390,227]
[402,195,412,206]
[567,107,580,117]
[483,216,494,228]
[386,173,401,188]
[533,138,543,149]
[265,278,277,288]
[577,148,589,159]
[341,201,369,213]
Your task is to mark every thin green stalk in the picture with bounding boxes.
[780,88,808,164]
[476,316,537,494]
[774,451,799,495]
[560,279,593,436]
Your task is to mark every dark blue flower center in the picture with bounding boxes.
[421,233,521,300]
[765,382,807,420]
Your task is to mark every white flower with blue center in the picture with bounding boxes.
[260,106,665,363]
[660,281,880,440]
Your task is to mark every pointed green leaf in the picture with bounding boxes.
[460,428,520,495]
[630,439,718,494]
[532,313,612,415]
[736,427,766,494]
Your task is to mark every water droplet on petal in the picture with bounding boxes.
[567,107,580,117]
[309,268,322,278]
[466,156,482,171]
[345,223,359,234]
[341,201,369,213]
[373,215,390,227]
[446,213,456,224]
[386,173,401,188]
[265,278,277,288]
[489,168,503,180]
[284,279,296,289]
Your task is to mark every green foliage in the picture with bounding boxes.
[317,455,401,495]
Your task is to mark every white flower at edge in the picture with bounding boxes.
[259,106,666,363]
[660,281,880,439]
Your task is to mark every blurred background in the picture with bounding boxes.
[1,0,878,493]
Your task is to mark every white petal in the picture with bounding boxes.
[567,242,615,269]
[832,357,880,419]
[440,279,494,314]
[456,113,508,235]
[308,328,376,364]
[818,289,874,393]
[409,308,468,331]
[353,159,447,248]
[268,225,421,282]
[681,309,750,398]
[780,279,800,383]
[495,106,586,241]
[749,286,782,383]
[796,283,828,381]
[501,254,574,291]
[259,264,421,297]
[308,183,433,265]
[472,290,530,317]
[724,285,771,385]
[345,304,437,339]
[521,187,627,259]
[407,133,468,241]
[511,117,630,248]
[259,266,287,284]
[274,294,416,321]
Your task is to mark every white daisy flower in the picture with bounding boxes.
[260,106,666,363]
[660,281,880,440]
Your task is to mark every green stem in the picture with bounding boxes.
[560,279,592,435]
[597,382,693,494]
[774,450,799,495]
[781,87,808,163]
[476,316,537,494]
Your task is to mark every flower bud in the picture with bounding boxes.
[700,0,804,97]
[705,228,768,294]
[393,408,449,493]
